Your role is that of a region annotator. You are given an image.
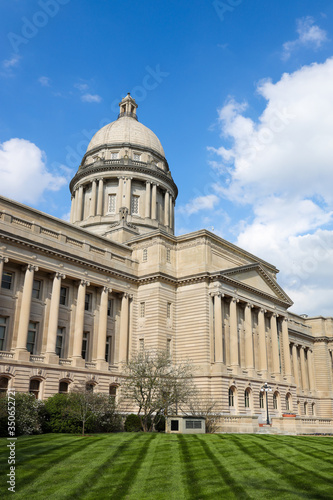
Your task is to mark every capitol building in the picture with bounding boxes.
[0,94,332,433]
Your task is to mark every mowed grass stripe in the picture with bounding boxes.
[122,434,187,500]
[270,435,333,463]
[230,434,332,499]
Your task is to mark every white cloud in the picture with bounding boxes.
[210,57,333,316]
[81,93,102,103]
[0,139,67,204]
[282,16,328,60]
[3,54,20,69]
[74,82,89,92]
[178,194,220,216]
[38,76,51,87]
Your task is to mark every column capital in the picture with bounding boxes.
[102,286,112,294]
[79,279,90,287]
[209,291,224,298]
[245,302,253,309]
[146,180,151,186]
[231,297,239,304]
[55,272,66,280]
[0,256,9,264]
[259,308,267,314]
[24,264,39,273]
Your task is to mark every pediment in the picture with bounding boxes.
[217,264,293,306]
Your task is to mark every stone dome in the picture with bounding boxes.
[86,115,165,159]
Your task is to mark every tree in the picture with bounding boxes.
[186,398,220,434]
[121,350,195,432]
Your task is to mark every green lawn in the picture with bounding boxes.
[1,433,332,499]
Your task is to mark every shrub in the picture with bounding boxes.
[125,413,142,432]
[0,393,45,436]
[44,394,82,434]
[154,414,165,432]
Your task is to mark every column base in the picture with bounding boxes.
[14,349,31,361]
[95,360,109,371]
[44,353,60,364]
[71,357,86,368]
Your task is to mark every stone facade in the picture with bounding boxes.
[0,95,332,433]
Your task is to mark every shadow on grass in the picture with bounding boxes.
[178,434,205,500]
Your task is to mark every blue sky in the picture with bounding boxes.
[1,0,333,315]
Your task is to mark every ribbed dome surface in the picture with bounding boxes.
[86,116,165,158]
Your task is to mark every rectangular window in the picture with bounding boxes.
[108,194,116,213]
[27,322,38,354]
[60,287,67,306]
[111,152,118,159]
[167,302,171,319]
[133,153,141,161]
[131,195,139,215]
[85,293,92,312]
[140,302,145,318]
[185,420,202,430]
[32,280,42,299]
[82,332,89,360]
[139,338,144,353]
[259,393,264,409]
[166,248,171,263]
[167,338,172,357]
[107,299,114,317]
[0,317,7,351]
[171,420,179,431]
[142,248,147,262]
[105,336,112,363]
[1,272,13,290]
[56,327,64,357]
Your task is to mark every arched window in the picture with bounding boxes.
[228,387,235,407]
[312,402,316,416]
[244,389,250,408]
[286,393,292,411]
[304,402,308,415]
[109,384,118,400]
[29,379,40,399]
[273,392,279,410]
[59,381,69,394]
[0,376,9,395]
[85,382,94,393]
[259,392,264,409]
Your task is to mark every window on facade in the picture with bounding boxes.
[27,322,38,354]
[59,381,69,394]
[1,272,13,290]
[142,248,148,262]
[185,420,202,429]
[109,385,117,399]
[244,389,250,408]
[133,153,141,161]
[286,394,291,411]
[304,402,308,415]
[139,338,144,353]
[167,338,172,357]
[60,287,68,306]
[0,377,9,395]
[140,302,145,318]
[228,388,235,407]
[29,379,40,399]
[32,279,42,299]
[273,393,278,410]
[82,332,89,360]
[85,293,92,311]
[171,420,179,431]
[56,327,64,357]
[259,392,264,409]
[108,194,116,213]
[166,248,171,263]
[111,152,118,159]
[0,317,7,351]
[312,403,316,416]
[107,299,114,317]
[167,302,172,319]
[131,195,139,215]
[86,383,94,392]
[105,336,112,363]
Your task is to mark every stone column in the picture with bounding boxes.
[292,344,299,389]
[73,189,78,222]
[229,298,239,367]
[15,265,38,359]
[282,317,292,378]
[214,293,223,363]
[70,196,75,223]
[72,280,89,366]
[45,273,66,363]
[271,314,280,375]
[118,293,129,364]
[169,195,173,229]
[164,191,170,226]
[97,178,104,216]
[258,309,267,372]
[117,177,123,212]
[244,303,254,370]
[125,177,132,212]
[76,185,84,222]
[0,256,8,284]
[300,346,308,390]
[307,348,316,391]
[145,182,151,218]
[89,179,97,217]
[95,286,111,370]
[151,183,157,219]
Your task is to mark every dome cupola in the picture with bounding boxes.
[69,94,177,243]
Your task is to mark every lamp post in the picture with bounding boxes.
[261,382,272,425]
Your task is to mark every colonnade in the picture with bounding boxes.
[210,292,293,380]
[70,177,175,229]
[291,343,316,392]
[1,259,131,367]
